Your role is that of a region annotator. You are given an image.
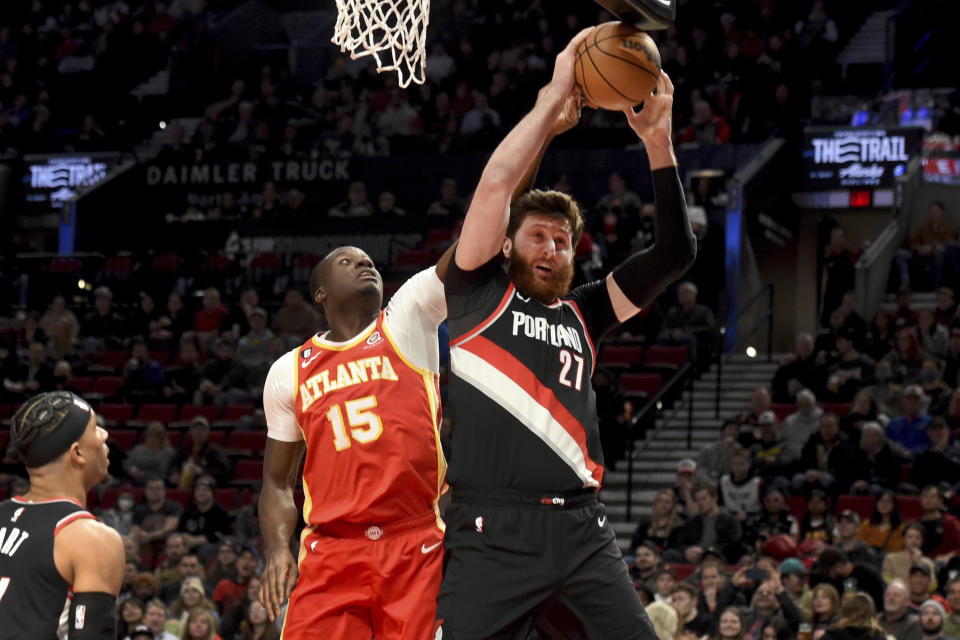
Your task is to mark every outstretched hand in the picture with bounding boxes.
[623,72,674,145]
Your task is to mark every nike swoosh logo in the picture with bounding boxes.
[301,352,322,369]
[421,541,442,554]
[598,516,606,528]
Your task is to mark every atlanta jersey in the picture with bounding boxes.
[0,497,96,640]
[263,267,447,529]
[444,259,622,494]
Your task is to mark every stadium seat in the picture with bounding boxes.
[232,460,264,485]
[834,495,874,520]
[96,351,130,371]
[226,431,267,457]
[91,376,124,397]
[820,403,851,416]
[68,377,95,393]
[0,404,12,420]
[663,563,697,581]
[166,489,191,508]
[178,404,220,423]
[770,403,795,420]
[220,404,255,422]
[597,345,644,369]
[899,496,923,520]
[215,488,239,510]
[619,373,661,399]
[644,346,688,369]
[149,351,171,366]
[136,404,178,423]
[97,403,135,424]
[109,429,138,450]
[787,495,807,520]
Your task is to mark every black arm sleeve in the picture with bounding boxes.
[611,165,697,309]
[68,592,117,639]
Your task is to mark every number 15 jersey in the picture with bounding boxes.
[263,267,447,529]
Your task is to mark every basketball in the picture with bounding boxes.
[574,21,662,111]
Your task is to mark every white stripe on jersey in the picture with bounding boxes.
[451,347,600,488]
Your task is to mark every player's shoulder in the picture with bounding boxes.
[57,516,123,553]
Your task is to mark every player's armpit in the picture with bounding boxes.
[435,241,458,284]
[55,519,125,595]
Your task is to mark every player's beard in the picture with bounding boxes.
[507,252,575,304]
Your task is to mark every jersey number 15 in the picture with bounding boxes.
[327,396,384,451]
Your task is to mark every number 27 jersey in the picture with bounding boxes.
[263,267,447,528]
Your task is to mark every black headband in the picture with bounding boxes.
[21,395,93,467]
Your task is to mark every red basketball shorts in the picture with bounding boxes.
[280,510,444,640]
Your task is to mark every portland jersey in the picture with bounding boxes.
[0,497,95,640]
[445,259,620,494]
[263,267,447,529]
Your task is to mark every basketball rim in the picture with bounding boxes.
[592,0,676,30]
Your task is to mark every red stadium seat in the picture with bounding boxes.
[0,488,7,501]
[619,373,661,398]
[220,404,255,422]
[136,404,178,423]
[663,563,697,581]
[149,351,171,366]
[215,488,239,510]
[97,403,134,424]
[899,496,923,520]
[597,345,644,369]
[178,404,220,422]
[109,429,138,451]
[787,495,807,520]
[166,430,183,449]
[97,351,130,371]
[226,431,267,457]
[0,404,13,420]
[166,489,191,508]
[92,376,124,397]
[770,403,795,420]
[239,488,258,507]
[68,377,95,393]
[644,346,688,369]
[834,495,874,520]
[820,403,851,416]
[232,460,264,485]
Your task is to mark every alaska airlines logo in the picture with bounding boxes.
[299,356,399,411]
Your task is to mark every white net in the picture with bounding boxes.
[332,0,430,88]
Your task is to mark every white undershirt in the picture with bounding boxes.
[263,267,446,442]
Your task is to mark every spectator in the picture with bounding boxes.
[81,285,127,350]
[631,488,685,552]
[121,339,167,402]
[459,91,501,134]
[272,289,320,344]
[733,387,773,448]
[698,563,731,618]
[823,327,875,402]
[794,413,858,493]
[944,389,960,433]
[779,558,812,620]
[879,578,922,640]
[628,540,660,591]
[196,337,251,406]
[744,488,798,551]
[653,567,677,604]
[235,307,273,373]
[907,564,936,610]
[886,385,933,456]
[820,592,886,640]
[236,599,277,640]
[677,99,731,145]
[821,227,855,327]
[919,358,952,415]
[219,576,262,639]
[131,477,184,563]
[741,569,802,638]
[173,416,230,488]
[181,607,219,640]
[798,490,833,543]
[750,411,798,486]
[810,583,841,634]
[194,287,229,344]
[2,341,54,398]
[168,576,219,637]
[893,289,920,331]
[154,293,193,346]
[896,201,957,291]
[883,522,936,585]
[667,483,743,564]
[864,310,895,361]
[178,475,232,554]
[918,485,960,561]
[869,360,904,418]
[815,309,848,367]
[644,600,678,640]
[164,335,204,404]
[426,177,465,220]
[656,281,717,365]
[918,599,951,640]
[674,458,701,517]
[595,171,643,214]
[839,389,877,440]
[834,510,877,570]
[157,553,206,605]
[205,538,239,592]
[811,548,885,612]
[328,181,374,217]
[376,191,405,217]
[139,599,178,640]
[771,332,823,402]
[126,422,177,484]
[943,578,960,638]
[837,291,867,347]
[673,581,716,638]
[130,293,162,342]
[155,533,189,584]
[910,417,960,490]
[781,389,823,448]
[119,597,146,639]
[100,483,138,536]
[132,573,161,604]
[212,546,258,615]
[943,330,960,388]
[718,446,762,520]
[934,287,958,327]
[857,490,905,552]
[39,294,80,348]
[850,423,903,494]
[917,310,949,359]
[716,607,746,640]
[698,419,741,483]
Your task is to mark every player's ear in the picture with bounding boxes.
[502,237,513,259]
[314,287,326,306]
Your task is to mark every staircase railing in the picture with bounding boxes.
[623,362,695,521]
[714,283,775,419]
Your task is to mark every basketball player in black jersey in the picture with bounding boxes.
[0,391,125,639]
[434,29,694,640]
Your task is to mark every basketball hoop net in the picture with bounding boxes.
[332,0,430,88]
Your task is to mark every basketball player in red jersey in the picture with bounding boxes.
[0,391,125,639]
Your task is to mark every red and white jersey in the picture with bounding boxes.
[263,267,446,528]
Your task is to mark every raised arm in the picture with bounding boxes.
[258,437,306,621]
[605,72,697,322]
[455,28,591,271]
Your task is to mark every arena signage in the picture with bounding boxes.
[22,153,119,213]
[924,154,960,186]
[801,127,923,190]
[144,159,350,186]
